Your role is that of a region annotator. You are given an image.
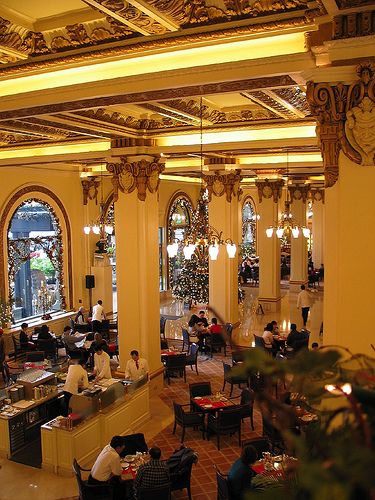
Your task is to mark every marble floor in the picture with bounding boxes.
[0,284,323,500]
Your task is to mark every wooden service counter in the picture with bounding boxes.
[41,379,150,477]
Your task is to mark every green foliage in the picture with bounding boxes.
[30,256,55,277]
[238,347,375,500]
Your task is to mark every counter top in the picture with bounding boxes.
[0,391,62,420]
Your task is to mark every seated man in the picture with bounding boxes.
[93,345,111,381]
[287,324,308,352]
[19,322,35,350]
[135,447,170,491]
[125,350,149,381]
[228,445,258,500]
[89,435,127,500]
[62,326,89,361]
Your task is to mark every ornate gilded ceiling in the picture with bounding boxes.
[0,0,327,66]
[0,0,368,180]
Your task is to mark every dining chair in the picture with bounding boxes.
[222,362,249,397]
[160,316,167,340]
[36,338,58,361]
[207,407,242,450]
[189,381,212,399]
[207,332,227,358]
[72,458,113,500]
[170,449,198,500]
[214,465,230,500]
[181,328,193,353]
[231,388,255,430]
[165,353,187,384]
[185,343,199,375]
[172,401,205,442]
[138,483,171,500]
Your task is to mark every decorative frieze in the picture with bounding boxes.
[107,157,165,202]
[309,188,325,204]
[203,170,242,202]
[307,62,375,188]
[255,179,283,203]
[81,177,100,206]
[289,185,310,203]
[333,10,375,39]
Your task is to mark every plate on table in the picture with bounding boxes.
[194,397,202,400]
[121,462,130,469]
[301,414,316,422]
[124,455,135,462]
[203,404,213,408]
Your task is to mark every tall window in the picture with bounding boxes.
[242,198,257,258]
[7,200,63,322]
[167,196,193,287]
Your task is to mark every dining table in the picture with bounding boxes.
[191,394,236,413]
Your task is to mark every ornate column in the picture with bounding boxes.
[307,62,375,354]
[310,188,325,269]
[81,177,113,315]
[107,156,165,389]
[289,185,310,289]
[203,170,242,324]
[256,179,283,312]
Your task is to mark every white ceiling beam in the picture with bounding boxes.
[83,0,151,36]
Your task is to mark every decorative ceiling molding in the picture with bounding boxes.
[242,90,306,119]
[333,10,375,39]
[0,15,314,74]
[83,0,169,36]
[74,108,180,130]
[0,75,297,121]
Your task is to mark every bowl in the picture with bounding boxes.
[124,455,135,462]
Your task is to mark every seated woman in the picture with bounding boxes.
[262,323,277,354]
[38,324,53,340]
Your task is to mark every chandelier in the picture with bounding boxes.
[167,97,237,261]
[83,167,114,237]
[266,199,310,239]
[265,154,310,240]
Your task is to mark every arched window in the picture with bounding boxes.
[242,198,257,257]
[167,195,193,286]
[7,199,64,322]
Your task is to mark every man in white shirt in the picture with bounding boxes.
[297,284,312,326]
[62,359,89,415]
[92,299,106,334]
[93,345,111,381]
[125,350,149,381]
[89,435,127,500]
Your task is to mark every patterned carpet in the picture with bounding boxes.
[151,349,262,499]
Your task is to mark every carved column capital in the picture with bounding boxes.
[202,170,242,202]
[107,157,165,202]
[307,62,375,188]
[309,188,325,204]
[255,179,283,203]
[289,184,310,203]
[81,176,100,205]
